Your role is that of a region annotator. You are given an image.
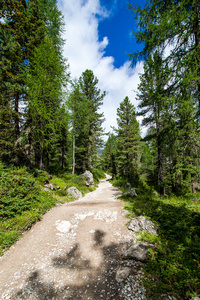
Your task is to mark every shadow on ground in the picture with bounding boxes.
[12,230,131,300]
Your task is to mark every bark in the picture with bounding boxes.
[39,145,43,170]
[72,123,75,175]
[14,92,20,140]
[157,124,165,195]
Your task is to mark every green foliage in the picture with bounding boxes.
[129,0,200,196]
[0,163,104,255]
[91,168,106,182]
[32,169,50,183]
[101,133,117,177]
[0,167,39,218]
[115,96,141,181]
[0,0,69,170]
[68,70,105,173]
[118,183,200,299]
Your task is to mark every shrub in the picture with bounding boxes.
[0,167,39,219]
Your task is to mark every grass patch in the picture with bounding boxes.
[113,179,200,299]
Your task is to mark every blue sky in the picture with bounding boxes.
[58,0,145,135]
[98,0,145,68]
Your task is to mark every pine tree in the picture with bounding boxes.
[24,36,67,169]
[129,0,200,118]
[137,52,173,194]
[68,71,105,173]
[79,69,105,169]
[116,96,141,181]
[0,0,46,164]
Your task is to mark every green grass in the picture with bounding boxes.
[112,178,200,299]
[0,164,104,256]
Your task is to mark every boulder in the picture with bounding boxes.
[67,187,82,199]
[83,170,94,186]
[128,216,158,236]
[125,182,132,189]
[123,241,154,262]
[115,267,131,283]
[124,188,137,197]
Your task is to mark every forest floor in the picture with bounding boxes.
[0,175,143,299]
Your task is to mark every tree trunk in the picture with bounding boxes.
[157,125,165,195]
[39,146,43,170]
[61,145,64,170]
[72,123,75,175]
[14,92,20,140]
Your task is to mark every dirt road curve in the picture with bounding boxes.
[0,175,134,300]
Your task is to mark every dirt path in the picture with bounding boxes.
[0,175,138,300]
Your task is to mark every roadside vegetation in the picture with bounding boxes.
[112,177,200,299]
[0,162,105,256]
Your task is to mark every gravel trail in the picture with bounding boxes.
[0,175,145,300]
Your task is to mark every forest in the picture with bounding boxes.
[0,0,200,298]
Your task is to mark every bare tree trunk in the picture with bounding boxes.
[157,125,165,195]
[72,123,75,175]
[14,92,20,140]
[39,146,43,170]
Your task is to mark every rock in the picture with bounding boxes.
[123,241,154,262]
[44,183,54,190]
[115,267,131,283]
[44,183,60,191]
[67,186,82,199]
[125,182,132,189]
[128,218,141,232]
[191,298,200,300]
[128,216,158,236]
[82,170,94,186]
[44,187,50,192]
[124,188,137,197]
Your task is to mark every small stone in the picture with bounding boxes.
[115,267,131,283]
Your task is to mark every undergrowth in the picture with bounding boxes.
[0,163,104,256]
[112,177,200,299]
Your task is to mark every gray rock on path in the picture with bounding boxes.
[83,170,94,186]
[115,267,131,283]
[128,216,158,236]
[123,241,154,262]
[67,186,82,199]
[124,188,137,197]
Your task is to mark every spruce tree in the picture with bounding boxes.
[116,96,141,181]
[136,52,173,194]
[68,70,105,173]
[24,36,67,169]
[129,0,200,119]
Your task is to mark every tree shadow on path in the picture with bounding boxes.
[12,230,133,300]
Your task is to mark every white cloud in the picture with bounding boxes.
[58,0,143,136]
